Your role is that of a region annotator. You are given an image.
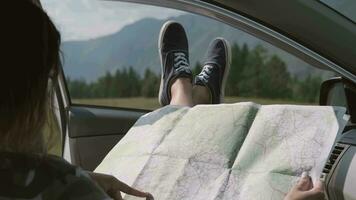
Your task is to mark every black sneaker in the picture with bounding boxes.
[158,21,193,106]
[194,38,231,104]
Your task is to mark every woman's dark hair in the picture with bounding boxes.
[0,0,61,153]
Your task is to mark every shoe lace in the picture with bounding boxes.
[197,65,214,83]
[173,52,190,73]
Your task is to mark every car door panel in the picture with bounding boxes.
[68,105,148,170]
[69,135,123,171]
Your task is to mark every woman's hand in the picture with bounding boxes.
[88,172,154,200]
[284,172,324,200]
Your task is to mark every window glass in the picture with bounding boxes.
[320,0,356,22]
[43,0,335,110]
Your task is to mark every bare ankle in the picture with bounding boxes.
[171,78,192,94]
[170,78,193,106]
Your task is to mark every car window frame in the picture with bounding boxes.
[56,0,355,112]
[109,0,355,82]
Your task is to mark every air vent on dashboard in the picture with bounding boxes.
[321,143,348,180]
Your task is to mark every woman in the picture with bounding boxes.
[0,1,152,199]
[0,0,323,199]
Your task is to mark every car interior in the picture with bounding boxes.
[42,0,356,199]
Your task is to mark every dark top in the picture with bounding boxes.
[0,152,110,200]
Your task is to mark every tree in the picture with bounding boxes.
[67,78,91,98]
[127,66,141,97]
[292,75,322,103]
[260,55,292,99]
[226,43,251,96]
[238,44,266,97]
[141,68,159,97]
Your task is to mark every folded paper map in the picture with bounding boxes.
[95,103,347,200]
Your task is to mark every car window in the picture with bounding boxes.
[320,0,356,23]
[42,0,336,110]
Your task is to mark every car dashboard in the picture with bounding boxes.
[325,128,356,200]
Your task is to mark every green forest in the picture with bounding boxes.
[67,43,323,103]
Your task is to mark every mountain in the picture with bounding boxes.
[61,14,331,81]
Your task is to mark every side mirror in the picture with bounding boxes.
[320,77,356,124]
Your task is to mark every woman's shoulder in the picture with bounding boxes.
[0,152,109,200]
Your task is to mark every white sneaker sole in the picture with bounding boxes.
[215,37,232,103]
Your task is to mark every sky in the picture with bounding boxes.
[41,0,184,41]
